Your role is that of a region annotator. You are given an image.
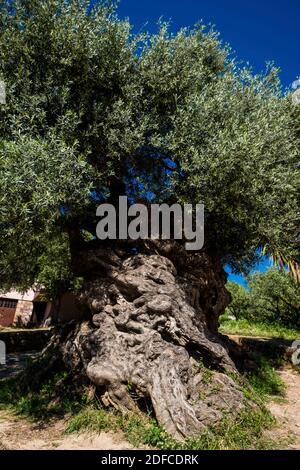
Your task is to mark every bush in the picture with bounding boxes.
[226,268,300,328]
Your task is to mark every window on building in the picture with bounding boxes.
[0,298,18,309]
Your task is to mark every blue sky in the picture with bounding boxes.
[225,257,273,287]
[117,0,299,88]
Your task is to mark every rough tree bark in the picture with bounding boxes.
[20,242,248,441]
[54,242,246,441]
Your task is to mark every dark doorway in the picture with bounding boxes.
[32,302,47,325]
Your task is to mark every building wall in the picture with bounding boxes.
[0,289,39,327]
[0,306,16,326]
[1,289,38,302]
[0,290,83,327]
[59,293,83,323]
[0,298,18,327]
[14,300,34,326]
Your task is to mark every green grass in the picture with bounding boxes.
[1,372,281,450]
[0,357,287,450]
[0,372,84,420]
[245,358,285,399]
[219,318,300,340]
[65,404,278,450]
[185,408,278,450]
[197,359,213,383]
[222,361,284,408]
[66,407,176,448]
[65,355,285,450]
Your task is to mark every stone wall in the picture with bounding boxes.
[0,329,52,353]
[14,300,34,326]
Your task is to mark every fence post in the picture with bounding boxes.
[0,340,6,365]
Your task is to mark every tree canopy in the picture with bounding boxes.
[226,269,300,328]
[0,0,299,296]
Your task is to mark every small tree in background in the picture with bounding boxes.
[225,282,251,320]
[248,269,300,327]
[226,269,300,328]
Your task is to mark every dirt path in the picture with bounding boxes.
[1,367,300,450]
[268,369,300,449]
[0,411,133,450]
[0,350,134,450]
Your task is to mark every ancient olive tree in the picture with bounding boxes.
[0,1,299,439]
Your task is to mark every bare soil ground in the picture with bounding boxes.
[267,368,300,450]
[1,333,299,450]
[0,410,133,450]
[0,368,299,450]
[0,351,134,450]
[228,334,300,449]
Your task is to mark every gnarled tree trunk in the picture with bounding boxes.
[53,243,247,441]
[19,242,248,440]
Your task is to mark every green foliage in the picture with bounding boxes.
[65,403,278,450]
[247,269,300,327]
[65,406,113,434]
[225,282,250,319]
[0,371,83,419]
[0,0,299,294]
[225,357,285,406]
[0,359,285,450]
[197,359,213,383]
[184,408,277,450]
[35,236,72,300]
[66,406,177,448]
[246,358,285,398]
[220,317,300,340]
[225,268,300,329]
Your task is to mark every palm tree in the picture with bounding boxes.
[262,245,300,283]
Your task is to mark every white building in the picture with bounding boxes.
[0,289,82,327]
[0,289,52,327]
